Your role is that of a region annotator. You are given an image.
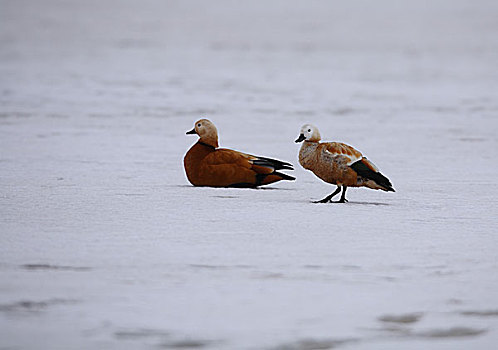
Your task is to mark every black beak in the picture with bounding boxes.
[186,128,196,135]
[295,134,306,143]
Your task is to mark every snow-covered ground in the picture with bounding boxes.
[1,1,498,349]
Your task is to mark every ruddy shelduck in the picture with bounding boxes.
[184,119,295,187]
[295,124,395,203]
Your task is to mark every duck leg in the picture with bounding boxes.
[314,186,341,203]
[338,186,348,203]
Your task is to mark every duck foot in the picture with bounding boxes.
[313,198,332,204]
[313,186,348,203]
[312,198,348,204]
[313,186,341,203]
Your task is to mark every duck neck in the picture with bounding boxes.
[198,141,216,149]
[198,135,219,148]
[299,141,319,169]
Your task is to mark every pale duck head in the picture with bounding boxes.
[295,124,321,143]
[186,118,219,148]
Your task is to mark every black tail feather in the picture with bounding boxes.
[350,160,395,191]
[253,156,294,171]
[274,171,295,181]
[253,172,295,187]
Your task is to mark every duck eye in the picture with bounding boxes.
[197,123,201,127]
[308,129,311,132]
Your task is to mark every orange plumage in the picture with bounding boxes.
[184,119,294,188]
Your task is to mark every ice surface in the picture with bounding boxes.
[1,0,498,349]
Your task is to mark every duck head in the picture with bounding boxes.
[186,119,219,148]
[295,124,321,143]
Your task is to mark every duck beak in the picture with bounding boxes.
[295,134,306,143]
[186,128,197,135]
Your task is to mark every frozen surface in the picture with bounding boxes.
[1,0,498,349]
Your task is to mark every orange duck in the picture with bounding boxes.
[184,119,295,187]
[295,124,395,203]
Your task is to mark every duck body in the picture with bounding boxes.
[296,124,394,203]
[299,141,391,190]
[184,119,294,188]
